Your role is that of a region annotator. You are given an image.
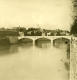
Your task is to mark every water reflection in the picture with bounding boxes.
[53,40,70,60]
[0,41,70,80]
[18,43,33,48]
[9,45,18,54]
[35,41,51,48]
[53,38,70,49]
[0,45,18,56]
[53,42,69,49]
[0,43,33,56]
[0,45,10,56]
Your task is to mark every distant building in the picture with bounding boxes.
[60,31,66,35]
[47,32,51,36]
[27,31,32,35]
[19,31,24,37]
[66,31,70,36]
[42,32,45,36]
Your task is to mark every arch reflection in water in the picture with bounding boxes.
[18,38,33,48]
[35,37,51,48]
[18,42,33,49]
[35,41,51,48]
[36,42,51,48]
[53,37,70,59]
[53,37,70,49]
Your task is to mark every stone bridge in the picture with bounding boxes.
[18,36,71,44]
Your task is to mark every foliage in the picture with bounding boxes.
[0,27,70,36]
[70,19,77,35]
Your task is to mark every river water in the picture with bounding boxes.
[0,42,70,80]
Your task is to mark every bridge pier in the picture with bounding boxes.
[33,40,35,45]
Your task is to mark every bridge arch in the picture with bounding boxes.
[18,37,33,43]
[35,37,51,43]
[53,37,70,47]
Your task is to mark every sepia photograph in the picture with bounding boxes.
[0,0,76,80]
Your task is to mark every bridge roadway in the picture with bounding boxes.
[18,36,71,44]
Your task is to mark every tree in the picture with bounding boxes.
[70,18,77,35]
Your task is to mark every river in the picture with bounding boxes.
[0,41,70,80]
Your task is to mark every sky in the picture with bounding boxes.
[0,0,74,30]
